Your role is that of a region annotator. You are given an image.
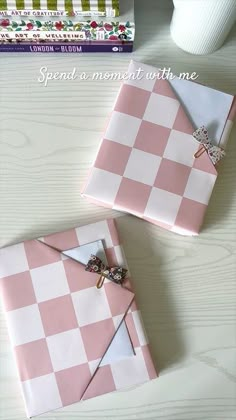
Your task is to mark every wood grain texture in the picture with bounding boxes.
[0,1,236,419]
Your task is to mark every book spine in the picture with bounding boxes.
[0,41,133,52]
[0,30,86,40]
[0,19,135,41]
[0,9,118,17]
[0,1,120,17]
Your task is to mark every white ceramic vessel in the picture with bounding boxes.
[171,0,236,55]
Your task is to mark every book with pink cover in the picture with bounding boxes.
[0,218,157,417]
[82,60,236,236]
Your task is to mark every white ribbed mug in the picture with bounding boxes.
[171,0,236,55]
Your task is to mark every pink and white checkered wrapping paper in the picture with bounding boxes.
[82,60,235,236]
[0,219,157,417]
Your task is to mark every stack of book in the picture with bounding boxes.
[0,0,135,53]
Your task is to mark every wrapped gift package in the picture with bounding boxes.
[82,60,236,236]
[0,218,157,417]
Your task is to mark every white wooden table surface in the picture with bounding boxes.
[0,1,236,419]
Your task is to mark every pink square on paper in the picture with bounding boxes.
[114,84,151,119]
[125,313,140,348]
[193,149,217,175]
[154,158,191,196]
[15,339,53,381]
[39,295,78,336]
[104,282,134,317]
[44,229,79,251]
[55,364,91,406]
[83,365,116,400]
[134,121,171,157]
[228,97,236,120]
[63,259,96,293]
[173,105,194,135]
[80,319,115,361]
[142,345,158,380]
[94,139,131,176]
[175,197,207,234]
[24,240,61,270]
[153,79,177,99]
[0,271,36,312]
[107,219,120,246]
[115,178,152,216]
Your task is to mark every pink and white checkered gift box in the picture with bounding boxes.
[82,60,236,236]
[0,218,157,417]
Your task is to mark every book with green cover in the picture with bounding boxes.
[0,0,120,17]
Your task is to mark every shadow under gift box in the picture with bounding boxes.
[82,60,236,236]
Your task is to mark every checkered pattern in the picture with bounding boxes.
[82,60,221,236]
[0,219,157,417]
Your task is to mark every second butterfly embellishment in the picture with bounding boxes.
[193,126,226,165]
[85,255,128,288]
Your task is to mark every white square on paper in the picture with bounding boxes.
[113,246,128,270]
[76,220,113,249]
[83,168,122,206]
[144,187,182,225]
[143,93,180,128]
[112,314,124,329]
[184,168,217,205]
[132,311,149,346]
[21,373,62,417]
[88,359,100,375]
[111,347,149,389]
[5,304,45,346]
[31,262,70,303]
[163,129,198,167]
[124,149,162,186]
[46,328,87,372]
[72,286,112,327]
[0,243,29,278]
[105,111,142,147]
[124,60,157,92]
